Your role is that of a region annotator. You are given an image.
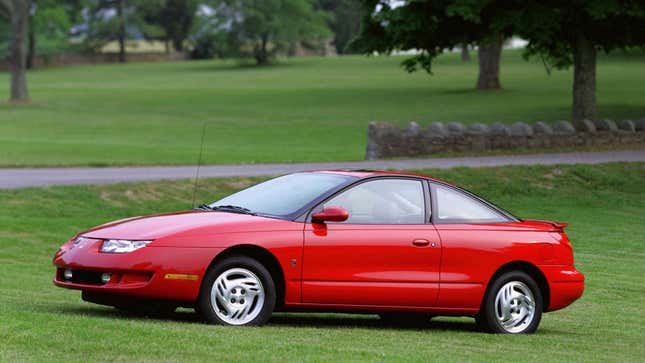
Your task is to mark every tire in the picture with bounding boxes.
[479,271,543,334]
[379,312,433,327]
[198,255,276,326]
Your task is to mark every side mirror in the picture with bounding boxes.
[312,206,349,223]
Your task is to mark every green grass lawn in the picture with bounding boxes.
[1,163,643,362]
[0,50,643,167]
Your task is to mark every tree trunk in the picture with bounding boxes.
[461,44,470,62]
[8,0,30,102]
[476,35,503,90]
[117,0,126,63]
[572,32,597,122]
[254,34,269,66]
[172,37,183,52]
[26,0,35,69]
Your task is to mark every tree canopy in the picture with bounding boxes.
[317,0,364,54]
[140,0,198,52]
[355,0,645,120]
[504,0,645,120]
[355,0,510,73]
[210,0,332,65]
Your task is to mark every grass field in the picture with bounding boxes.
[1,163,643,362]
[0,50,643,167]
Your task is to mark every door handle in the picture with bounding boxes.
[412,239,430,247]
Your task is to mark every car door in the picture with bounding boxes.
[302,177,442,307]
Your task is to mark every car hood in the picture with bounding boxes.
[82,211,285,240]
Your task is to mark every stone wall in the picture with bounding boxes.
[365,119,645,159]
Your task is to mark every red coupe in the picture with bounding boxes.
[53,170,584,333]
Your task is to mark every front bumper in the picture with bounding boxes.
[53,240,222,302]
[539,265,585,312]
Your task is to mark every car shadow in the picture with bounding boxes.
[49,305,577,334]
[48,305,204,324]
[268,314,482,332]
[50,304,486,332]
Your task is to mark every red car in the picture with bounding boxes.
[53,170,584,333]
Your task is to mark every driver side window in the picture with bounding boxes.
[323,179,426,224]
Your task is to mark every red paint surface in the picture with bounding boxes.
[53,170,584,315]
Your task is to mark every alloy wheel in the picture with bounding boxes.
[494,280,536,333]
[211,267,265,325]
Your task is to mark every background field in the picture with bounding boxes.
[0,50,643,167]
[1,163,643,362]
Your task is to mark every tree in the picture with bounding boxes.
[317,0,364,54]
[211,0,332,65]
[502,1,645,121]
[0,0,30,102]
[114,0,125,62]
[26,0,73,69]
[460,43,470,61]
[354,0,511,90]
[141,0,198,52]
[84,0,148,62]
[357,1,645,120]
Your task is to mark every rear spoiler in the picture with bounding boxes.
[523,219,569,230]
[551,221,569,229]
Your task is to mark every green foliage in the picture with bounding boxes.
[208,0,332,64]
[189,31,222,59]
[356,0,645,72]
[0,17,9,47]
[81,0,154,53]
[186,6,237,59]
[31,0,74,56]
[355,0,501,73]
[317,0,364,54]
[0,0,73,59]
[504,0,645,69]
[0,163,644,361]
[140,0,199,51]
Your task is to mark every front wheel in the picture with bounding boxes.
[478,271,543,334]
[198,256,276,326]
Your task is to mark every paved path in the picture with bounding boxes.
[1,150,643,189]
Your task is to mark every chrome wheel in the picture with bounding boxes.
[211,267,265,325]
[494,281,536,333]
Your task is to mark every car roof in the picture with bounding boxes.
[311,170,452,185]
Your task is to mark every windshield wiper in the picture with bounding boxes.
[193,204,214,211]
[209,205,256,215]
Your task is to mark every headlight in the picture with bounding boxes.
[101,239,152,253]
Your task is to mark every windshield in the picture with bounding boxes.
[209,173,355,217]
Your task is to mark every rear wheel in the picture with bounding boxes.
[479,271,543,334]
[198,256,276,326]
